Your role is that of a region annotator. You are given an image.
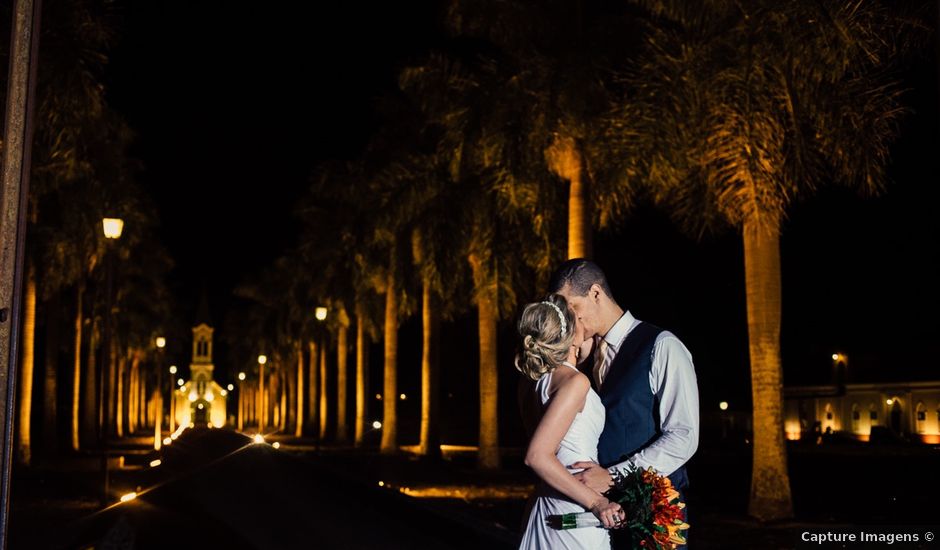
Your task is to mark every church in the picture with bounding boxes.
[173,302,227,428]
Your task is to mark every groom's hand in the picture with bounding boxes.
[569,461,613,494]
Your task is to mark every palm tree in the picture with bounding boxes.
[606,0,923,520]
[399,44,562,468]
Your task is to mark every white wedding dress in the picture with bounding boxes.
[519,363,610,550]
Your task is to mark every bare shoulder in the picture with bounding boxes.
[549,367,590,397]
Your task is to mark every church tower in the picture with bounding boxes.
[175,292,227,427]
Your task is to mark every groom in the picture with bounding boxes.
[549,259,698,545]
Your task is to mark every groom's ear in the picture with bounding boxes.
[589,284,603,303]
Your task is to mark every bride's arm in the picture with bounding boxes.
[524,373,621,528]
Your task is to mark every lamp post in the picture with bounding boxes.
[168,364,177,431]
[832,353,848,395]
[99,217,123,505]
[237,371,246,430]
[257,355,267,432]
[153,336,165,452]
[316,307,328,447]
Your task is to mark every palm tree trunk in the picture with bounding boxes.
[308,340,318,432]
[469,254,499,469]
[81,318,98,447]
[743,213,793,521]
[128,357,137,434]
[16,262,36,466]
[354,305,369,447]
[152,390,162,450]
[16,263,36,465]
[336,315,349,443]
[43,293,60,456]
[71,285,83,451]
[418,279,441,458]
[115,348,124,438]
[546,134,592,259]
[279,372,287,432]
[295,341,303,437]
[319,343,328,439]
[380,263,398,454]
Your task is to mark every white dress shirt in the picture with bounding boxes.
[594,311,699,477]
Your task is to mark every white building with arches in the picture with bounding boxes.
[784,381,940,444]
[173,320,227,428]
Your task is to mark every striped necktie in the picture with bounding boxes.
[594,335,610,387]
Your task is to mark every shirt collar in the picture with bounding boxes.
[602,310,637,353]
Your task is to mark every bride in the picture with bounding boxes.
[516,294,623,549]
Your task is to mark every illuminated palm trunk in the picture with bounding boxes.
[295,341,304,437]
[152,390,162,450]
[418,281,441,457]
[71,285,83,450]
[336,316,349,442]
[743,212,793,521]
[115,351,125,437]
[279,372,287,431]
[354,306,369,447]
[82,318,98,447]
[547,134,592,259]
[319,342,328,439]
[16,263,36,464]
[128,357,137,434]
[380,261,399,454]
[43,294,60,454]
[308,341,318,432]
[469,254,499,469]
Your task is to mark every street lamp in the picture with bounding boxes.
[315,307,328,321]
[100,216,123,505]
[169,365,177,375]
[156,337,166,349]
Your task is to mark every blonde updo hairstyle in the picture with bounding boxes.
[515,294,577,381]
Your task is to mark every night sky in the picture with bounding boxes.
[104,1,939,434]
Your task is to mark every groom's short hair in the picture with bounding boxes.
[548,259,614,299]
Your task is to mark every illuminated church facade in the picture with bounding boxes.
[173,319,227,428]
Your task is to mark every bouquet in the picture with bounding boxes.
[555,466,689,548]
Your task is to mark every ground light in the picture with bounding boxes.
[149,459,161,468]
[120,492,137,503]
[253,434,265,444]
[272,442,280,449]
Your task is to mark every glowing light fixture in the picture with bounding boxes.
[719,401,729,411]
[253,434,265,444]
[188,392,197,402]
[372,420,382,430]
[272,442,281,449]
[177,378,184,386]
[315,307,328,321]
[375,394,382,400]
[102,218,124,239]
[257,355,267,365]
[163,437,172,446]
[169,365,177,374]
[399,394,407,401]
[155,337,166,349]
[120,492,137,503]
[227,384,234,391]
[238,372,246,381]
[220,389,228,397]
[378,481,385,487]
[197,403,205,410]
[832,354,840,361]
[149,459,162,468]
[886,399,894,406]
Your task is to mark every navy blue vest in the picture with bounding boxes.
[591,321,689,491]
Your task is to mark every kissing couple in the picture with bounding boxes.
[517,259,699,549]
